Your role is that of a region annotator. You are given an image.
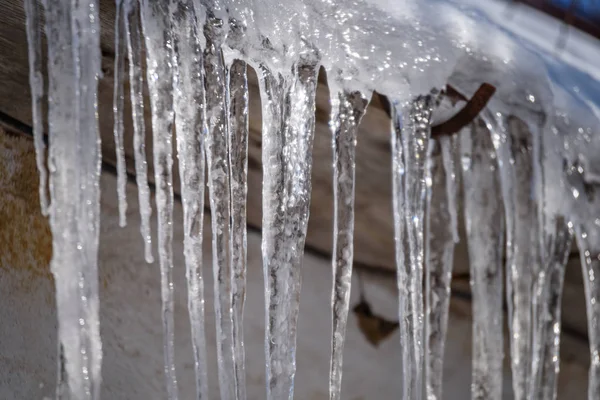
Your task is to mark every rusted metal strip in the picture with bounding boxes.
[431,83,496,138]
[376,82,496,138]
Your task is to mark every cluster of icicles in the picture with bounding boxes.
[22,0,600,399]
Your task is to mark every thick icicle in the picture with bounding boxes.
[229,58,249,400]
[202,14,236,400]
[139,1,178,398]
[23,0,49,216]
[328,88,369,400]
[494,115,539,400]
[460,120,504,400]
[113,0,128,227]
[44,0,103,398]
[72,0,104,396]
[170,1,209,399]
[424,136,458,400]
[124,0,154,263]
[259,59,319,400]
[391,95,435,400]
[529,217,572,400]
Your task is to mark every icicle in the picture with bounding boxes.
[424,136,458,400]
[529,217,572,400]
[139,1,178,398]
[259,58,319,400]
[390,100,409,400]
[113,0,128,227]
[576,226,600,400]
[391,94,435,400]
[72,0,103,395]
[529,111,571,400]
[23,0,49,216]
[229,58,249,400]
[43,0,103,398]
[460,120,504,400]
[124,0,154,263]
[328,88,369,400]
[493,115,539,400]
[170,1,209,399]
[202,14,237,400]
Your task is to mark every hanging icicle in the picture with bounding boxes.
[530,216,572,400]
[391,94,436,400]
[203,12,237,399]
[493,114,540,400]
[124,0,154,263]
[43,0,103,398]
[23,0,49,216]
[259,56,319,400]
[424,135,459,400]
[329,87,370,400]
[461,118,504,400]
[139,1,179,398]
[113,0,128,227]
[171,1,210,399]
[229,58,249,400]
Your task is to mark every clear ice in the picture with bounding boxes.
[113,0,128,227]
[530,217,572,400]
[493,114,540,400]
[229,58,250,400]
[424,135,459,400]
[139,1,179,397]
[203,13,237,399]
[124,0,154,263]
[328,87,369,400]
[170,1,210,398]
[391,94,435,400]
[259,58,318,399]
[461,119,504,400]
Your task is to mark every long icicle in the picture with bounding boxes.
[170,1,209,398]
[390,99,409,400]
[259,58,319,400]
[203,13,237,399]
[530,217,572,400]
[329,88,369,400]
[23,0,49,216]
[113,0,128,227]
[72,0,104,396]
[44,2,81,395]
[391,94,435,400]
[575,225,600,400]
[139,1,179,398]
[44,0,103,397]
[229,58,249,400]
[495,115,539,400]
[124,0,154,263]
[461,119,504,400]
[424,136,458,400]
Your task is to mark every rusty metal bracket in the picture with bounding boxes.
[376,82,497,138]
[431,83,496,138]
